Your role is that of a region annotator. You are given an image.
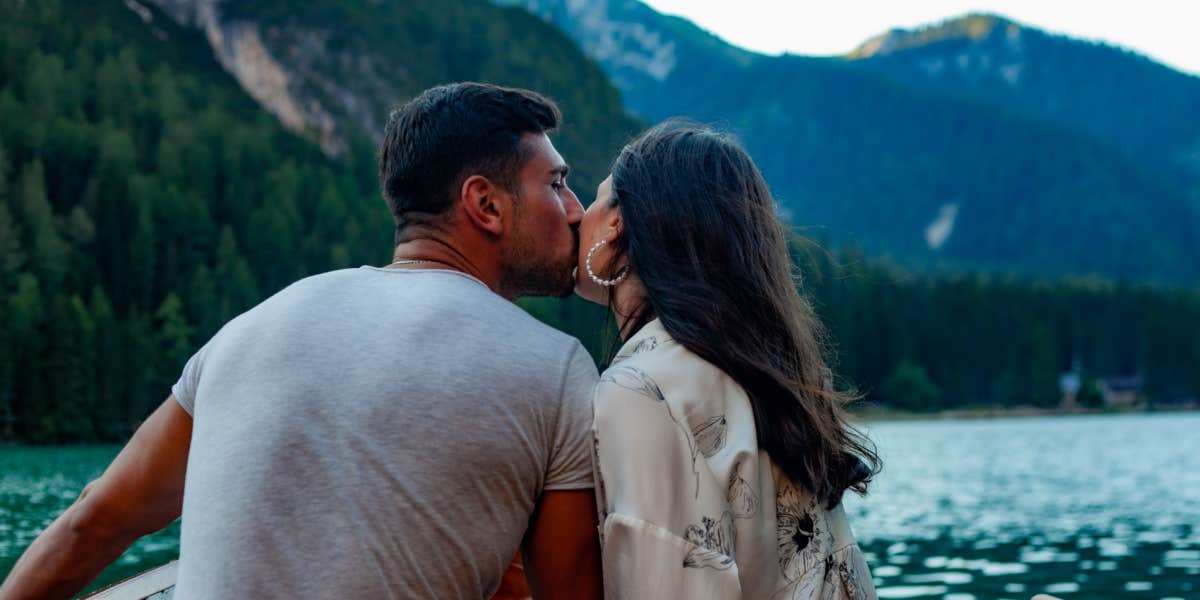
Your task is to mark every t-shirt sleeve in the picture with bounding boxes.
[543,342,600,491]
[171,340,213,417]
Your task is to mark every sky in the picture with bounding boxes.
[640,0,1200,76]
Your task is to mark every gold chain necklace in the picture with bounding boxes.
[388,259,432,267]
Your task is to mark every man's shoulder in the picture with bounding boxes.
[491,305,593,378]
[391,275,592,377]
[501,306,583,349]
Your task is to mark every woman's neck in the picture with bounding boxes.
[611,276,649,341]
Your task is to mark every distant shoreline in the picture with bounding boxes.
[3,405,1198,447]
[850,402,1200,422]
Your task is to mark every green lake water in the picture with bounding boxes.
[0,445,180,596]
[1,412,1196,598]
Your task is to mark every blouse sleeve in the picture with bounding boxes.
[593,364,743,599]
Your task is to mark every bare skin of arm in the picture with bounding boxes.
[0,397,192,600]
[521,489,603,600]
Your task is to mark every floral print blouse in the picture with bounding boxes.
[592,319,876,599]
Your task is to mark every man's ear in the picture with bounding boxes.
[460,174,505,236]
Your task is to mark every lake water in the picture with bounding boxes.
[1,412,1197,598]
[844,412,1199,599]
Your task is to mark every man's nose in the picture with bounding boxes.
[564,187,585,224]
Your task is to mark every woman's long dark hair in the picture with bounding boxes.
[608,121,880,509]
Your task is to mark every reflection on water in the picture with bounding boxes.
[1,413,1197,597]
[845,412,1200,598]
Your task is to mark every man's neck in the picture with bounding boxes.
[390,238,507,299]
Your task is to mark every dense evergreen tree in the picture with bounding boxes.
[0,202,21,285]
[790,242,1200,411]
[1077,379,1104,409]
[882,360,942,412]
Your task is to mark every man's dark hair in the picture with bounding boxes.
[379,82,561,242]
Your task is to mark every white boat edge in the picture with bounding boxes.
[70,558,1066,600]
[81,561,176,600]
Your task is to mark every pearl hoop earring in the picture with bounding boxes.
[585,239,630,287]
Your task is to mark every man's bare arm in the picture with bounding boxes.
[521,489,603,600]
[0,397,192,600]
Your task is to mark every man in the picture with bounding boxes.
[0,83,603,599]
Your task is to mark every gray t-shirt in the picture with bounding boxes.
[170,267,598,599]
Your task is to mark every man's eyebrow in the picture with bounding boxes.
[550,164,570,177]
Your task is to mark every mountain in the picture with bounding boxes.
[500,1,1200,282]
[848,14,1200,181]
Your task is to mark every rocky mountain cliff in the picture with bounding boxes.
[143,0,346,155]
[138,0,642,195]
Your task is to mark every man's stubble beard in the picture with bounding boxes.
[500,205,578,299]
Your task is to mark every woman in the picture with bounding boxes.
[575,122,880,599]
